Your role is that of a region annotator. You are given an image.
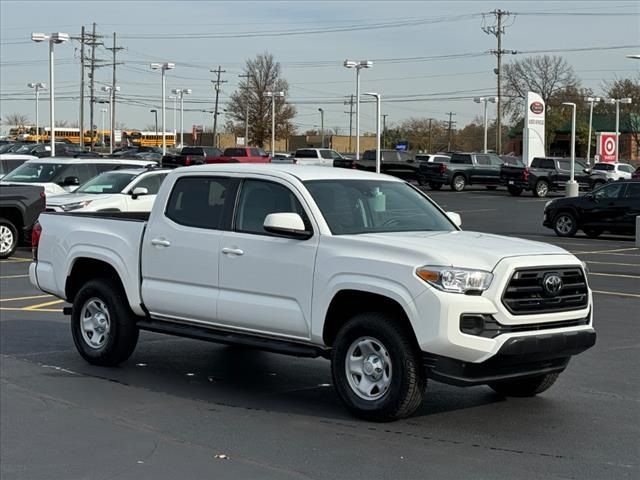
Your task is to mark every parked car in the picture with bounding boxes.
[0,154,38,180]
[271,152,293,163]
[500,157,591,197]
[1,158,157,195]
[589,162,635,186]
[0,184,45,258]
[419,152,504,191]
[414,153,451,164]
[31,164,595,421]
[335,149,422,182]
[161,146,222,167]
[46,168,170,213]
[292,148,347,166]
[205,147,271,164]
[543,180,640,237]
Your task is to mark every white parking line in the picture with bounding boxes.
[589,272,640,280]
[455,208,497,213]
[585,260,640,267]
[593,290,640,299]
[573,247,639,255]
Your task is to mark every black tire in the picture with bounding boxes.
[507,186,523,196]
[592,180,605,189]
[533,179,549,198]
[485,186,498,190]
[428,182,443,190]
[417,174,427,186]
[0,217,19,260]
[331,312,425,422]
[489,373,559,397]
[553,211,578,237]
[450,174,466,192]
[583,228,603,238]
[71,279,139,367]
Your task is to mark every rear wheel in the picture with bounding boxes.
[429,182,443,190]
[451,174,466,192]
[533,179,549,198]
[485,186,498,190]
[0,218,18,259]
[553,211,578,237]
[71,279,139,367]
[417,174,427,186]
[331,312,425,421]
[507,186,523,196]
[489,373,559,397]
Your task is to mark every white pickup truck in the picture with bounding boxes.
[30,165,596,421]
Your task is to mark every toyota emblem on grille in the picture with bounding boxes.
[543,273,563,296]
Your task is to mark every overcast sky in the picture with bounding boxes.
[1,0,638,136]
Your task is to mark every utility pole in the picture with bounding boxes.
[238,73,250,146]
[381,114,388,148]
[89,22,97,150]
[344,94,354,152]
[79,26,85,148]
[106,33,124,151]
[210,66,226,148]
[428,118,433,152]
[482,9,516,155]
[446,112,457,151]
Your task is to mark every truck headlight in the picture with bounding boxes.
[416,266,493,294]
[61,200,92,211]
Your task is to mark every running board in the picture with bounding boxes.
[136,319,330,359]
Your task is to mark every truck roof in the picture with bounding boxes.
[177,164,403,182]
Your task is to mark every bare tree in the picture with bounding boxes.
[503,55,579,120]
[54,120,69,128]
[225,52,296,147]
[601,76,640,156]
[2,113,29,127]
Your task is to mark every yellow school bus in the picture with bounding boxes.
[125,131,176,147]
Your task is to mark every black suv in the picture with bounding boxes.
[543,180,640,237]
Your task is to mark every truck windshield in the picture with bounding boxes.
[1,162,67,183]
[305,180,455,235]
[76,172,137,194]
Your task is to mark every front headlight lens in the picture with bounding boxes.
[61,200,92,211]
[416,266,493,294]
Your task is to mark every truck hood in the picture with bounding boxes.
[351,230,569,271]
[46,193,112,206]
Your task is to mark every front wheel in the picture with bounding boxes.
[0,218,18,259]
[429,182,443,190]
[583,228,603,238]
[553,212,578,237]
[489,373,559,397]
[331,312,425,421]
[71,279,139,367]
[450,174,466,192]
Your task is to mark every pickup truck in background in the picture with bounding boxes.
[206,147,271,164]
[419,152,505,191]
[292,148,347,166]
[161,146,223,167]
[335,149,422,183]
[0,184,45,258]
[500,157,592,197]
[30,164,596,421]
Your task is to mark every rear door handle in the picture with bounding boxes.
[222,247,244,256]
[151,238,171,247]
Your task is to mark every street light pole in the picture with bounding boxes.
[150,109,158,141]
[169,95,177,138]
[605,97,633,162]
[562,102,578,197]
[265,91,285,157]
[364,92,381,173]
[31,32,69,157]
[150,63,175,155]
[585,97,601,166]
[100,108,107,146]
[474,97,497,153]
[27,83,46,143]
[102,85,120,154]
[172,88,192,148]
[344,60,372,160]
[318,108,324,148]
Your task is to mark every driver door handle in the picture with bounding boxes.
[151,238,171,247]
[222,247,244,256]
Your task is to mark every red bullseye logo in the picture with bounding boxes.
[603,137,615,156]
[530,102,544,115]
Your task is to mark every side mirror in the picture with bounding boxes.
[263,212,311,239]
[131,187,149,200]
[446,211,462,228]
[583,168,591,174]
[62,176,79,186]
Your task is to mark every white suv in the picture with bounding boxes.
[590,162,635,185]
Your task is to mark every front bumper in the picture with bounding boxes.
[423,328,596,386]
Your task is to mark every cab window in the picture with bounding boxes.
[593,183,624,200]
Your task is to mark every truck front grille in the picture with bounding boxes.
[502,266,588,315]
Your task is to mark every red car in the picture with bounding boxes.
[205,147,271,164]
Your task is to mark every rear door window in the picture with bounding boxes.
[623,183,640,198]
[476,155,491,166]
[295,150,317,158]
[250,148,260,157]
[450,154,472,165]
[541,159,556,169]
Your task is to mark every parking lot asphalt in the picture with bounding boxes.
[1,186,638,480]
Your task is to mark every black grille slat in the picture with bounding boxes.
[502,266,589,315]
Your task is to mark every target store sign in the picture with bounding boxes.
[598,133,617,162]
